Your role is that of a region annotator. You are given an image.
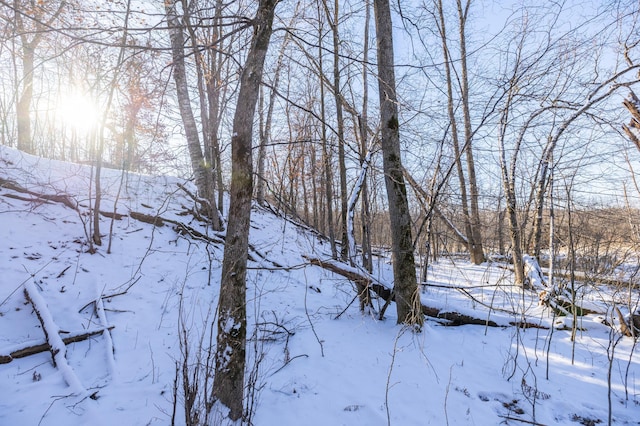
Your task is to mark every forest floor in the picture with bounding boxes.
[0,145,639,425]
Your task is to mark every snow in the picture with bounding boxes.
[1,145,639,425]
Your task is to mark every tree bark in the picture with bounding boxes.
[373,0,423,326]
[346,141,375,310]
[210,0,227,217]
[212,0,278,421]
[496,83,531,286]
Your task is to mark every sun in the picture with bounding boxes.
[56,90,101,135]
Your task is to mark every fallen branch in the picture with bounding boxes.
[131,210,285,267]
[525,256,602,318]
[419,305,498,327]
[23,280,85,392]
[498,415,547,426]
[0,326,115,364]
[176,182,210,214]
[305,256,499,327]
[169,219,225,244]
[0,177,78,211]
[0,177,127,221]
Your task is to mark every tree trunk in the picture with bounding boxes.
[360,0,373,273]
[212,1,277,421]
[13,0,66,154]
[317,11,337,258]
[209,0,226,217]
[373,0,423,326]
[436,0,484,265]
[346,141,375,310]
[165,0,222,230]
[16,45,34,153]
[436,0,477,265]
[324,0,349,261]
[495,90,556,287]
[457,0,485,264]
[505,182,526,285]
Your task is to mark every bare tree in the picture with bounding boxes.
[322,0,349,261]
[455,0,485,264]
[183,0,233,217]
[12,0,66,153]
[165,0,222,230]
[316,4,338,258]
[212,0,278,421]
[434,0,482,264]
[359,0,373,273]
[92,0,133,247]
[374,0,423,326]
[256,8,297,206]
[530,64,640,258]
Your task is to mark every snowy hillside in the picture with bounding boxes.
[0,145,639,426]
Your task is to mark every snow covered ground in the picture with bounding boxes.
[0,145,639,425]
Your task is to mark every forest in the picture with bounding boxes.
[1,0,640,425]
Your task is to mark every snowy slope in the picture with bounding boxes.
[0,145,639,426]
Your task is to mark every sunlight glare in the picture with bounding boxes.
[56,90,101,135]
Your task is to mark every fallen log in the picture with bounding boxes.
[0,326,115,364]
[422,306,498,327]
[305,256,499,327]
[129,211,165,227]
[615,306,640,338]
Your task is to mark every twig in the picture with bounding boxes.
[334,294,359,320]
[78,276,142,313]
[269,354,309,376]
[498,415,547,425]
[303,268,324,357]
[386,328,403,426]
[56,265,71,278]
